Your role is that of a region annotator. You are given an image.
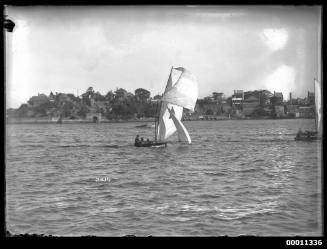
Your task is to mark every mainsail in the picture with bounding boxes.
[162,67,198,111]
[314,79,322,135]
[157,67,198,144]
[157,68,183,141]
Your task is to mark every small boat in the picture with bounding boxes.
[295,130,318,141]
[134,66,198,147]
[134,141,167,147]
[295,78,322,141]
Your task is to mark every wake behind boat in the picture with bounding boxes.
[134,66,198,147]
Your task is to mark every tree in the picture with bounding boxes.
[114,88,128,101]
[81,87,95,106]
[153,94,162,100]
[105,90,115,103]
[205,109,214,115]
[77,104,89,118]
[135,88,150,102]
[17,104,29,117]
[61,101,74,117]
[270,96,279,106]
[94,91,105,102]
[86,87,94,96]
[143,102,157,117]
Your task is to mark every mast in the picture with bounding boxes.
[314,78,317,131]
[155,66,174,142]
[154,99,159,142]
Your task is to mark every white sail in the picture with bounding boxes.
[162,67,198,111]
[167,107,192,144]
[157,68,183,141]
[314,79,322,135]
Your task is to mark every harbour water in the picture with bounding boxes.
[6,119,322,236]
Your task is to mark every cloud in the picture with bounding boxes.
[261,28,289,51]
[264,65,295,100]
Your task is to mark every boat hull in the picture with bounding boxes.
[295,131,319,141]
[134,142,167,147]
[135,124,154,129]
[295,136,319,141]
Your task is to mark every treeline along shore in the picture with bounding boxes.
[6,87,315,124]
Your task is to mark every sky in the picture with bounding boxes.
[5,5,321,108]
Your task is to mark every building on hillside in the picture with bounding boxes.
[273,92,283,104]
[274,105,285,118]
[290,97,306,106]
[285,104,299,117]
[28,94,49,107]
[259,90,273,105]
[298,106,314,118]
[288,92,293,105]
[242,95,260,116]
[212,92,224,103]
[296,98,306,105]
[307,91,315,105]
[232,90,244,109]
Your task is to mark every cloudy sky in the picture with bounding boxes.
[5,5,321,108]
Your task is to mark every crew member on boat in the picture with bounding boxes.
[135,135,140,145]
[295,129,303,139]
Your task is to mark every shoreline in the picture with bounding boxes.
[6,117,314,124]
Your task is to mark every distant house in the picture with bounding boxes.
[243,95,260,116]
[285,104,299,117]
[273,92,283,105]
[28,94,49,107]
[232,90,244,109]
[298,106,314,118]
[307,91,315,106]
[212,92,224,103]
[293,98,306,106]
[274,105,285,118]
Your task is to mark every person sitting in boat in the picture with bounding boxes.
[135,135,140,145]
[140,137,144,144]
[146,138,152,144]
[295,129,303,140]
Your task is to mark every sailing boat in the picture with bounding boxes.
[295,78,322,141]
[134,67,198,147]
